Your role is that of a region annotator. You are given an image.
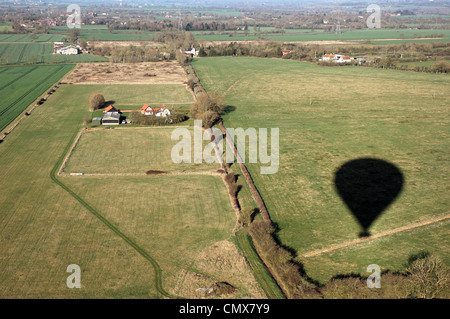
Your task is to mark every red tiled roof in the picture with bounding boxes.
[104,105,118,113]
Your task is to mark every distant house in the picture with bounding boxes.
[321,54,352,63]
[322,54,335,61]
[153,105,171,118]
[102,111,120,125]
[140,104,171,117]
[140,104,154,116]
[336,55,352,63]
[56,46,80,55]
[185,48,199,58]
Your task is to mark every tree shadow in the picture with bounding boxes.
[334,158,404,237]
[270,222,322,287]
[223,105,236,115]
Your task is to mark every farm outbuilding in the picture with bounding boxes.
[92,117,102,125]
[56,46,80,55]
[102,112,120,125]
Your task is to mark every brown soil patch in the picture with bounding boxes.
[64,61,188,85]
[171,240,266,299]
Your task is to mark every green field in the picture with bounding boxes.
[45,26,450,43]
[64,127,218,174]
[0,64,74,132]
[192,56,450,284]
[193,28,450,43]
[0,33,67,43]
[50,26,156,42]
[0,42,108,65]
[0,79,268,298]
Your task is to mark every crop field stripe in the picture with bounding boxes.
[50,131,180,299]
[0,44,10,56]
[0,66,59,118]
[17,43,27,63]
[0,65,72,132]
[0,34,13,42]
[0,66,38,92]
[0,67,9,75]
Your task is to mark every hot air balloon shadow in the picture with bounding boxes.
[334,158,404,238]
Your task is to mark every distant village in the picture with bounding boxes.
[319,54,368,64]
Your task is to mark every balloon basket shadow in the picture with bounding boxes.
[359,230,372,238]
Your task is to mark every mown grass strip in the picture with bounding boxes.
[234,229,286,299]
[51,130,181,299]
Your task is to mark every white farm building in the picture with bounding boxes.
[56,46,80,55]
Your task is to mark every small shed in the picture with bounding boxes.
[92,117,102,125]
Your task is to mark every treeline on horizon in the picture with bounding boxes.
[0,2,449,33]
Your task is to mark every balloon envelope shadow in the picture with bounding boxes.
[334,158,404,237]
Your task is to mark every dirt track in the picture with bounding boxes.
[301,213,450,258]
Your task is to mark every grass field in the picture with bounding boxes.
[0,42,108,65]
[63,127,219,174]
[0,77,268,298]
[193,28,450,43]
[192,56,450,284]
[50,26,156,42]
[0,64,74,132]
[0,34,67,43]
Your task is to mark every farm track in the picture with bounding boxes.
[301,213,450,258]
[225,75,248,95]
[0,65,61,118]
[51,131,180,299]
